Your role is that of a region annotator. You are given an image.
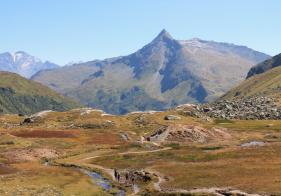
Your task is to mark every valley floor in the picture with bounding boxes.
[1,108,281,195]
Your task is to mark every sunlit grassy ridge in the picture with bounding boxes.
[222,66,281,100]
[0,71,80,114]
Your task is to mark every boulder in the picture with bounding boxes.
[164,115,181,120]
[22,117,34,124]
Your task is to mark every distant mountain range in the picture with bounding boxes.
[0,51,59,78]
[0,71,80,115]
[31,29,270,114]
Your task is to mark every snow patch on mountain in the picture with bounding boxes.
[0,51,59,78]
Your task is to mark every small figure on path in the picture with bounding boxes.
[125,172,129,183]
[114,168,117,179]
[117,173,120,182]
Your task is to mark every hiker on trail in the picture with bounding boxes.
[125,172,129,183]
[114,168,117,179]
[131,177,135,185]
[117,173,120,182]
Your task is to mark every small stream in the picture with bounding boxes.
[43,161,126,195]
[240,141,266,147]
[81,169,126,196]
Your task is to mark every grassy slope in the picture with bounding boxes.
[222,66,281,100]
[31,63,100,93]
[0,71,80,114]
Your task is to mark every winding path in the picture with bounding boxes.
[59,138,262,196]
[82,147,172,161]
[78,144,172,195]
[70,135,262,196]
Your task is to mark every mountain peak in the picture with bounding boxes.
[153,29,173,41]
[10,51,29,61]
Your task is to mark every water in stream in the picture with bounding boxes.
[43,162,125,195]
[82,169,126,196]
[240,141,266,147]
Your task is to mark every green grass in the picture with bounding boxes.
[214,119,234,124]
[166,143,181,149]
[200,146,223,151]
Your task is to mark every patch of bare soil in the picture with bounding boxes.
[147,125,231,144]
[11,130,76,138]
[3,148,60,162]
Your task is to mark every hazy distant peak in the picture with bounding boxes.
[0,51,59,78]
[10,51,41,65]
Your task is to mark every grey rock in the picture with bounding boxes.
[164,115,181,120]
[190,96,281,120]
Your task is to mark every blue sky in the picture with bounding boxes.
[0,0,280,65]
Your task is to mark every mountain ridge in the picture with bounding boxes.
[247,53,281,78]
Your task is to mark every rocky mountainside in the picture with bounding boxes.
[146,124,231,143]
[0,71,80,115]
[32,30,270,114]
[247,53,281,78]
[0,51,59,78]
[188,54,281,120]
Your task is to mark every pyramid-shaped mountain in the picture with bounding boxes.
[32,30,270,114]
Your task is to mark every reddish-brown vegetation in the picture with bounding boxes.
[11,130,77,138]
[87,133,124,145]
[0,164,17,174]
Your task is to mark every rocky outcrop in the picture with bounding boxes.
[179,96,281,120]
[146,125,231,144]
[114,169,152,185]
[164,115,181,120]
